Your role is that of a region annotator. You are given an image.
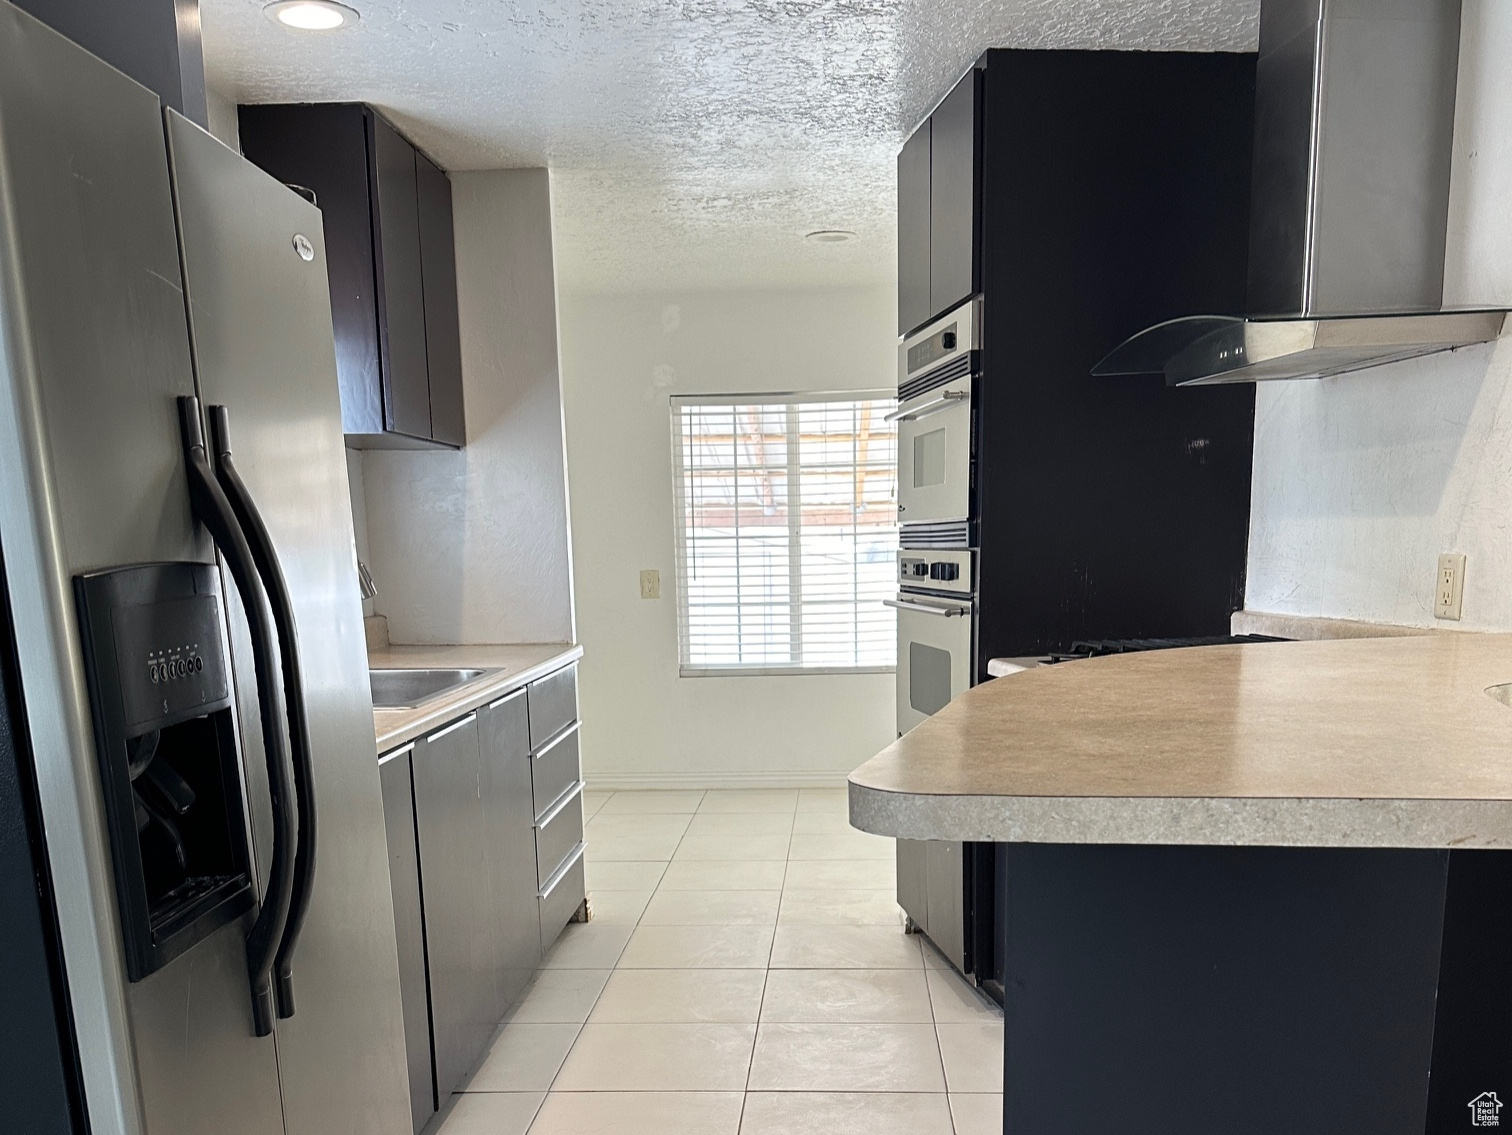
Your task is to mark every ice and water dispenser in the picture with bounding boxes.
[75,562,255,980]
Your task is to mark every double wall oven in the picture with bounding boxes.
[889,299,993,987]
[888,550,973,734]
[891,298,980,734]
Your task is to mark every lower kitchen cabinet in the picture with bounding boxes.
[376,659,585,1122]
[411,713,493,1100]
[379,749,434,1135]
[528,665,585,950]
[897,838,966,972]
[478,689,542,1013]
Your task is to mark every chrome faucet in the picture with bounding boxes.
[357,561,377,601]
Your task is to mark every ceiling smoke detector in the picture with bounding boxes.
[805,230,856,244]
[264,1,360,30]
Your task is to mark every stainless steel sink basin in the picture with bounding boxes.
[369,668,499,710]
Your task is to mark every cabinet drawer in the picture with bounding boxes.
[527,664,578,751]
[531,724,581,819]
[538,846,585,953]
[534,786,584,889]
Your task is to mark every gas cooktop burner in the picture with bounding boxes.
[1044,634,1288,665]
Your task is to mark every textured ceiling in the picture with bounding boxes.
[202,0,1259,293]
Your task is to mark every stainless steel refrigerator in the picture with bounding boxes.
[0,6,410,1133]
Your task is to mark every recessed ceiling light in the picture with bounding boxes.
[805,229,856,243]
[264,1,359,31]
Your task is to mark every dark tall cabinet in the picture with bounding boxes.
[894,50,1259,1004]
[897,126,933,335]
[972,51,1257,663]
[897,69,980,335]
[239,103,466,448]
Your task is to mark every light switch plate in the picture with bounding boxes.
[1435,553,1465,621]
[639,569,661,600]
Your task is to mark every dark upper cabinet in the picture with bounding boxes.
[370,114,432,441]
[897,123,933,336]
[416,152,465,447]
[897,68,981,335]
[929,71,980,319]
[238,103,465,448]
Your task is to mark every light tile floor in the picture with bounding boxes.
[430,787,1003,1135]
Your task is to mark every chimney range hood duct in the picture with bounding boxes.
[1094,0,1506,387]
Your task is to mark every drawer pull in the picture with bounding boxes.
[532,719,581,759]
[538,842,586,899]
[487,687,526,711]
[424,713,476,743]
[535,780,584,828]
[377,742,415,765]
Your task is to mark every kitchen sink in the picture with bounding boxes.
[369,668,499,710]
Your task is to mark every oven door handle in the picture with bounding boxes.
[884,389,968,424]
[884,598,971,617]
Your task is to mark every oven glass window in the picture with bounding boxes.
[913,428,946,488]
[909,642,953,716]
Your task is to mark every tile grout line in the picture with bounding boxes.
[739,800,796,1134]
[518,793,921,1134]
[529,792,676,1125]
[922,950,962,1135]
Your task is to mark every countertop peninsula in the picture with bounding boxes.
[849,633,1512,848]
[370,642,582,753]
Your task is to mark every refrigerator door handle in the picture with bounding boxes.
[206,404,316,1022]
[177,396,295,1037]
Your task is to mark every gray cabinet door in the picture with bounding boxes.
[411,715,492,1098]
[416,152,465,447]
[370,113,432,441]
[380,750,435,1134]
[897,839,929,934]
[527,664,579,750]
[478,691,541,1014]
[926,840,966,971]
[929,70,978,320]
[898,122,932,335]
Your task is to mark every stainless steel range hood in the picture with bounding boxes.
[1095,0,1506,387]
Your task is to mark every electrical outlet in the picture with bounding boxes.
[639,569,661,600]
[1435,553,1466,621]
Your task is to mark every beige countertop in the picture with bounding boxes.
[849,634,1512,849]
[370,643,582,754]
[1229,609,1451,641]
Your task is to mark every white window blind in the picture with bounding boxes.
[671,392,898,675]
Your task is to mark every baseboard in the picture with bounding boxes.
[583,770,852,791]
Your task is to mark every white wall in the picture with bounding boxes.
[205,85,240,151]
[363,169,575,644]
[1244,1,1512,631]
[558,286,897,787]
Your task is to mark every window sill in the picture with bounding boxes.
[679,665,897,678]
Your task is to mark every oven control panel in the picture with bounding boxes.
[898,550,974,596]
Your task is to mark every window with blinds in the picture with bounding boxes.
[671,392,899,675]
